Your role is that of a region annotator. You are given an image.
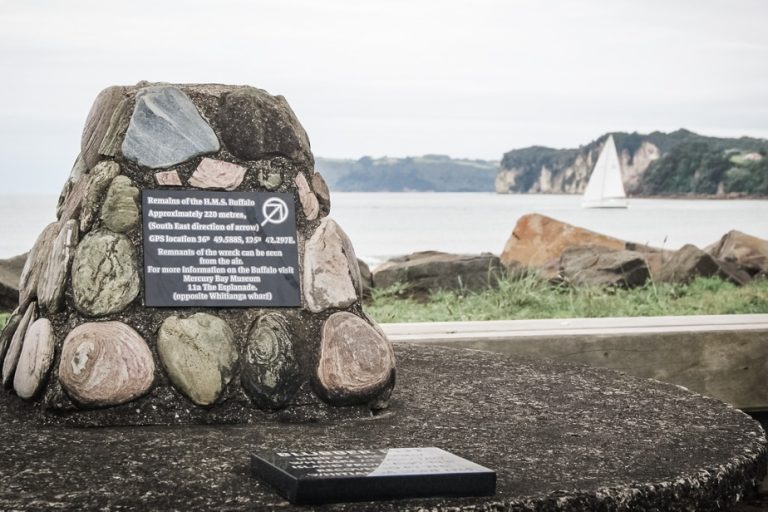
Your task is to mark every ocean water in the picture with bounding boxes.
[2,193,767,267]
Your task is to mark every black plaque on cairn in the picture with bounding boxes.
[250,447,496,504]
[142,190,301,308]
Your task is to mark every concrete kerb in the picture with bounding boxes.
[383,314,768,411]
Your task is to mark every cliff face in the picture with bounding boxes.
[496,135,661,195]
[496,129,768,196]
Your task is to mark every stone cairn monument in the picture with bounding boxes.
[0,83,396,424]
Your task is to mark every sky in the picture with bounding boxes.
[1,0,767,193]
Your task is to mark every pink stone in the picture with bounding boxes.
[59,321,155,407]
[155,170,183,186]
[303,218,361,312]
[294,173,319,220]
[14,318,54,400]
[189,158,246,191]
[316,312,395,405]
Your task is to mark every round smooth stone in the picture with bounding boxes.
[241,313,302,410]
[157,313,238,406]
[1,303,37,387]
[217,87,310,162]
[294,173,319,220]
[0,310,21,368]
[302,218,361,313]
[315,312,395,405]
[311,172,330,203]
[100,176,139,233]
[79,161,120,233]
[18,223,60,308]
[71,230,139,316]
[13,318,55,400]
[38,219,79,314]
[58,322,154,407]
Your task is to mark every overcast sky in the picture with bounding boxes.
[1,0,767,193]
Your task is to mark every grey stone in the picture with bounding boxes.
[37,220,79,314]
[241,313,301,410]
[81,86,126,168]
[13,318,54,400]
[2,303,36,387]
[257,169,282,190]
[189,158,246,191]
[56,155,88,220]
[358,259,373,299]
[302,218,361,312]
[658,244,720,284]
[217,87,311,162]
[58,321,155,407]
[294,172,319,220]
[0,310,21,368]
[157,313,238,406]
[155,170,182,186]
[559,245,651,288]
[373,251,504,296]
[311,172,331,218]
[100,176,139,233]
[0,253,26,311]
[58,177,89,226]
[80,161,120,233]
[71,230,139,316]
[312,172,330,202]
[18,223,60,308]
[716,259,753,286]
[122,86,220,169]
[658,244,751,286]
[97,97,131,158]
[315,312,395,405]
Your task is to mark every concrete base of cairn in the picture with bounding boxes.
[0,344,764,511]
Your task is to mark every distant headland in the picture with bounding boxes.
[317,129,768,197]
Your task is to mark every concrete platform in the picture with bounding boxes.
[0,344,765,511]
[383,315,768,411]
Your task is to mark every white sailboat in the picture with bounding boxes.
[582,134,628,208]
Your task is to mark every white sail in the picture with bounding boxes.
[582,134,628,208]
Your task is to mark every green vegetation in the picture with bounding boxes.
[0,313,8,330]
[639,142,768,196]
[315,155,498,192]
[500,129,768,196]
[640,142,730,195]
[367,275,768,323]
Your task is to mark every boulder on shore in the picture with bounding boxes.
[558,245,651,288]
[373,251,504,296]
[501,213,665,277]
[658,244,751,286]
[707,230,768,278]
[0,253,27,311]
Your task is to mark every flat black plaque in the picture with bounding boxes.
[250,447,496,504]
[142,190,300,308]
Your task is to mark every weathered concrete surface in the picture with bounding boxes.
[0,344,765,511]
[384,315,768,411]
